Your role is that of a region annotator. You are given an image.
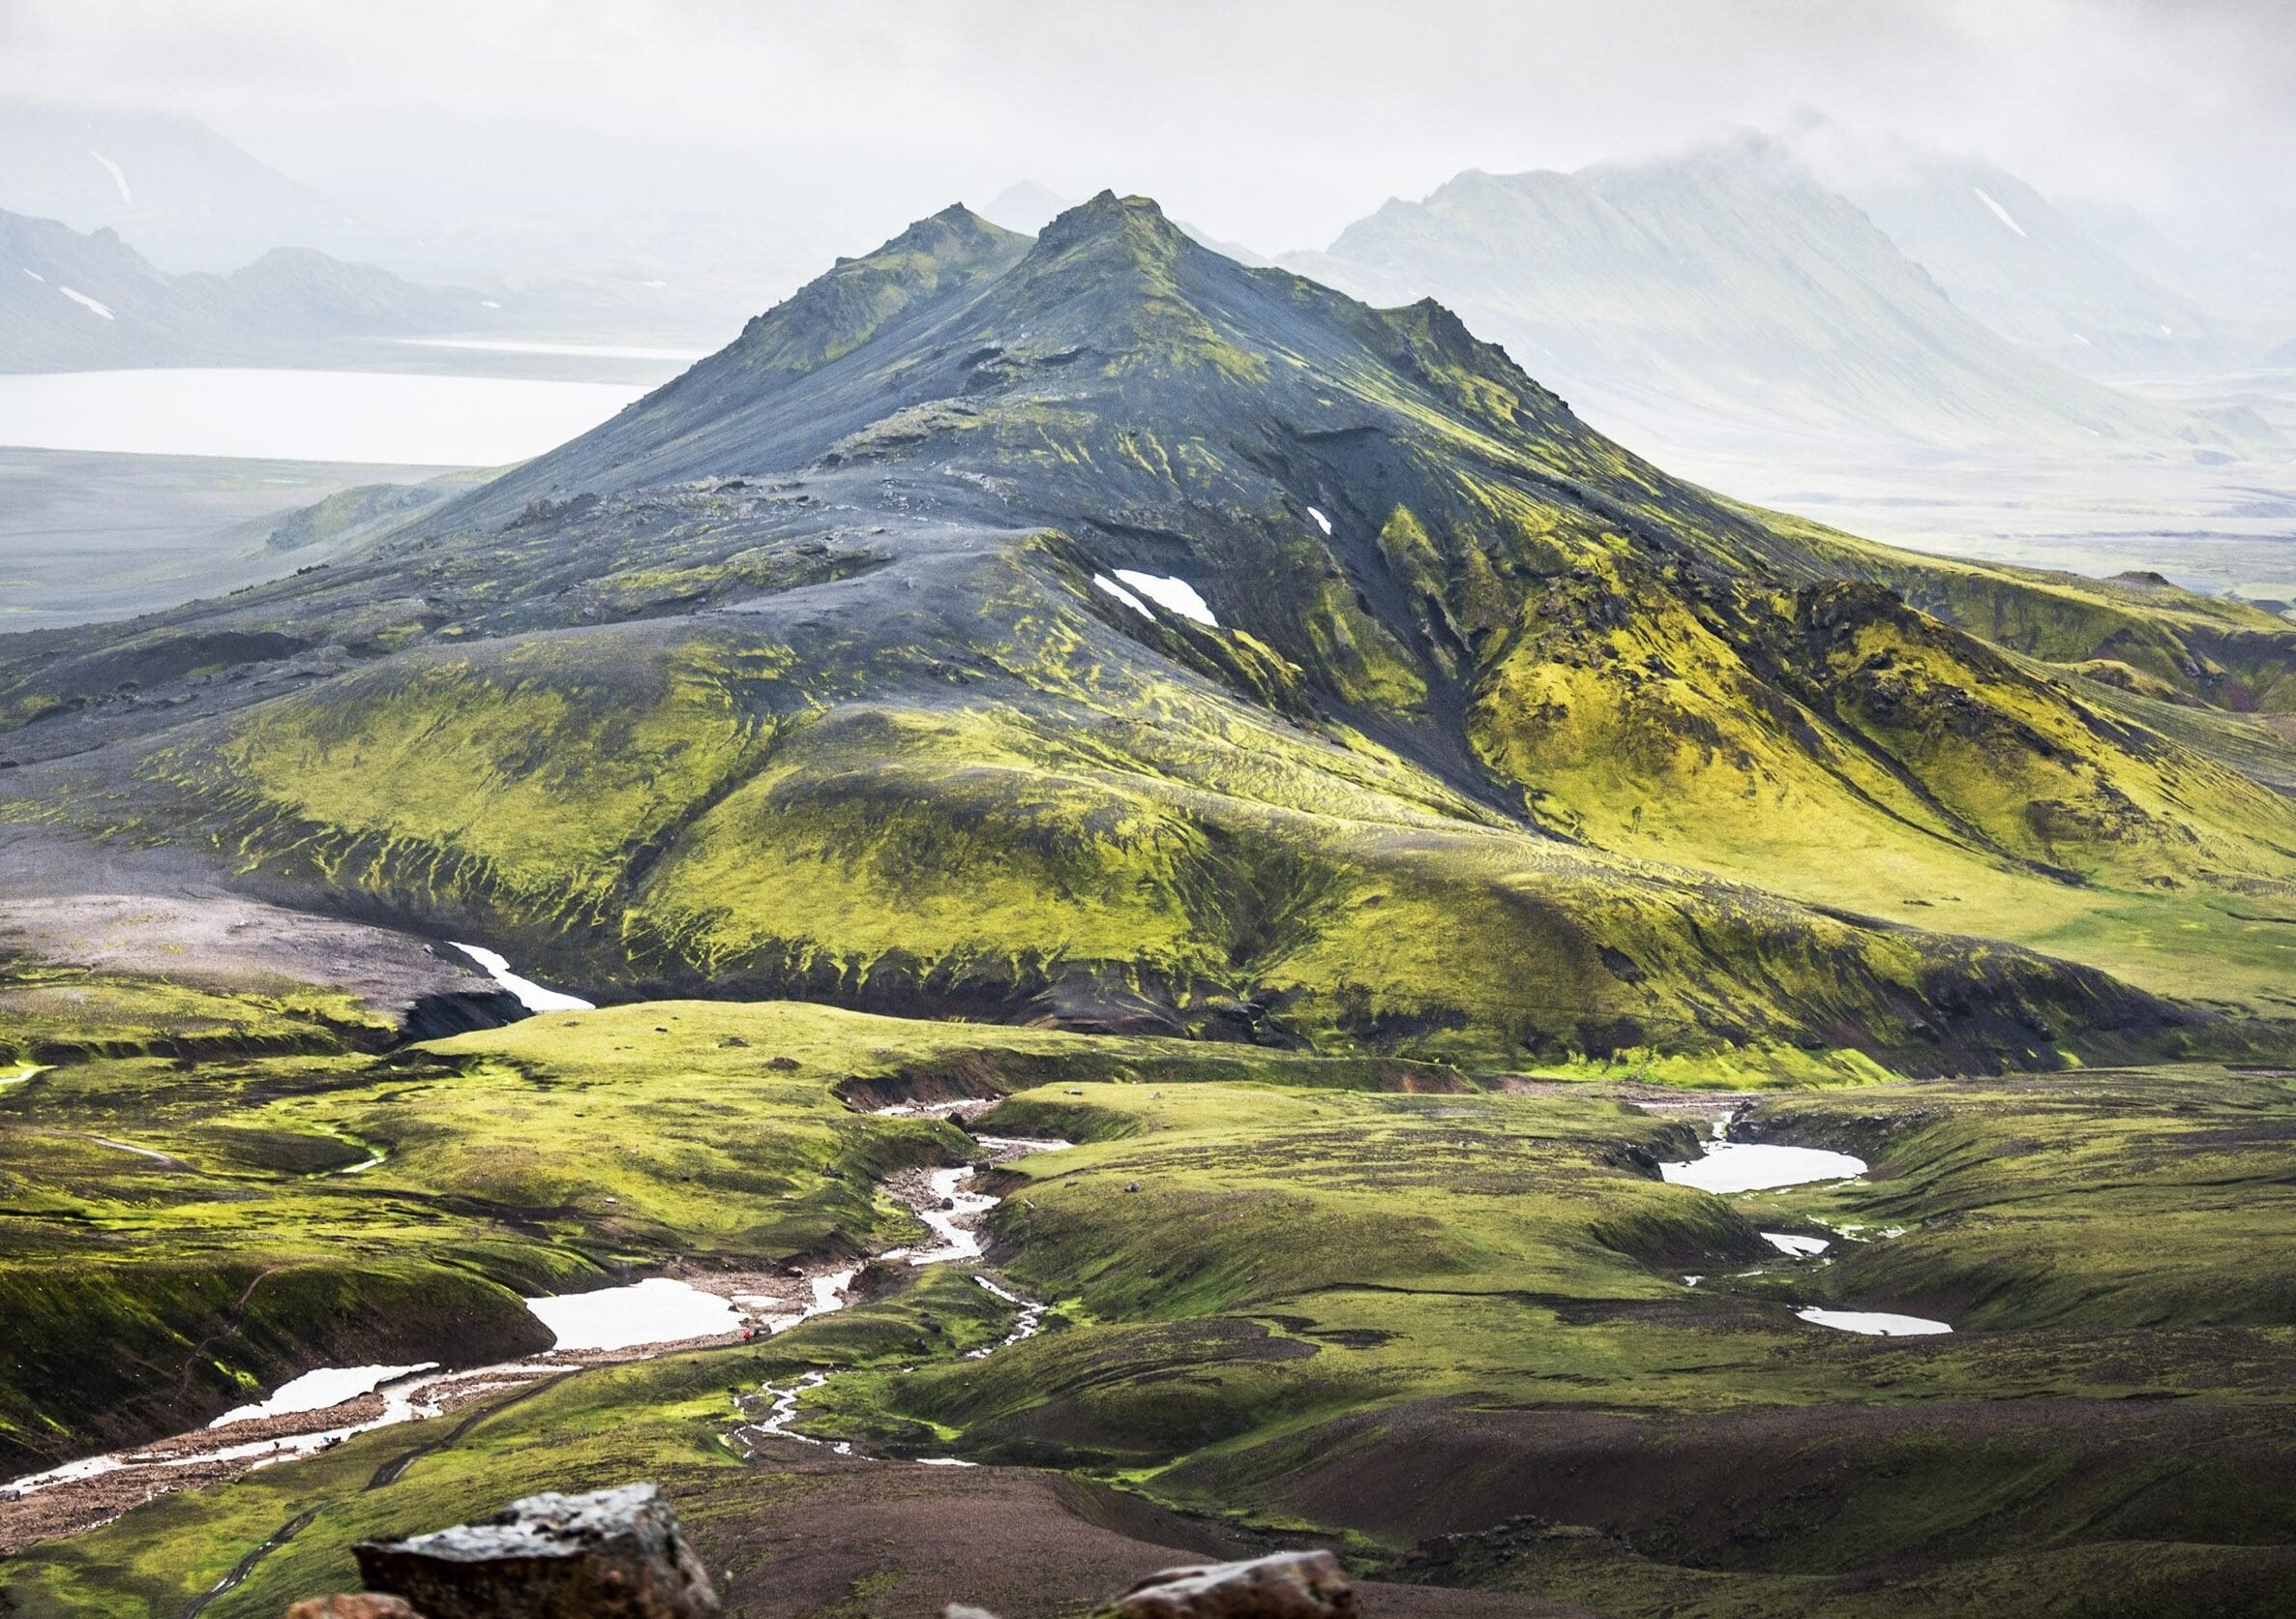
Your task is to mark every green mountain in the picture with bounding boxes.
[5,193,2295,1074]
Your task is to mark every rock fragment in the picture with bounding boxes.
[1102,1551,1356,1619]
[286,1599,427,1619]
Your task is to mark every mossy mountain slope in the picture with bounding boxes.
[2,193,2291,1068]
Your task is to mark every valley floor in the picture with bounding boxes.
[4,999,2294,1617]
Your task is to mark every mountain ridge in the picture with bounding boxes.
[2,192,2291,1072]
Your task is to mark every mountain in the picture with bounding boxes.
[4,194,2294,1075]
[0,105,339,273]
[1284,137,2240,461]
[1791,124,2245,374]
[0,208,499,370]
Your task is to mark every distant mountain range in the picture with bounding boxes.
[0,104,847,342]
[1284,135,2265,463]
[0,207,501,371]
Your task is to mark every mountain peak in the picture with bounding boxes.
[1031,191,1191,266]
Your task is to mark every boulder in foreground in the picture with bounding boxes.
[353,1483,719,1618]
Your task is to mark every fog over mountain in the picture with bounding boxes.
[1283,135,2249,463]
[3,0,2291,300]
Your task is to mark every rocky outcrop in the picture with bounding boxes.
[352,1484,720,1618]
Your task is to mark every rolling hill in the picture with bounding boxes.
[4,193,2294,1075]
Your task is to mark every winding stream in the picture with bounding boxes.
[731,1118,1068,1463]
[0,1090,1070,1547]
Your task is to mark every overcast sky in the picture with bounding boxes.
[2,0,2289,253]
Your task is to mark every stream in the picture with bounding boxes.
[0,1093,1070,1549]
[729,1117,1069,1464]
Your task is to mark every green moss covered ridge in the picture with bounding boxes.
[2,192,2294,1072]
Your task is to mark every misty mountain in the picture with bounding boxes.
[0,105,342,273]
[1285,136,2240,462]
[1792,125,2245,374]
[8,194,2293,1077]
[0,104,832,341]
[0,208,499,371]
[2066,195,2296,341]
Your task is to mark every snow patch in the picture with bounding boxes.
[1797,1307,1953,1337]
[1093,573,1155,620]
[1306,506,1332,535]
[90,1134,172,1163]
[452,942,594,1013]
[1973,187,2026,238]
[1112,568,1217,627]
[211,1363,436,1427]
[526,1276,742,1352]
[58,286,114,320]
[1659,1140,1867,1194]
[1762,1231,1831,1257]
[87,148,133,205]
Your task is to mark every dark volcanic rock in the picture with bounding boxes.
[354,1484,720,1618]
[1102,1551,1357,1619]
